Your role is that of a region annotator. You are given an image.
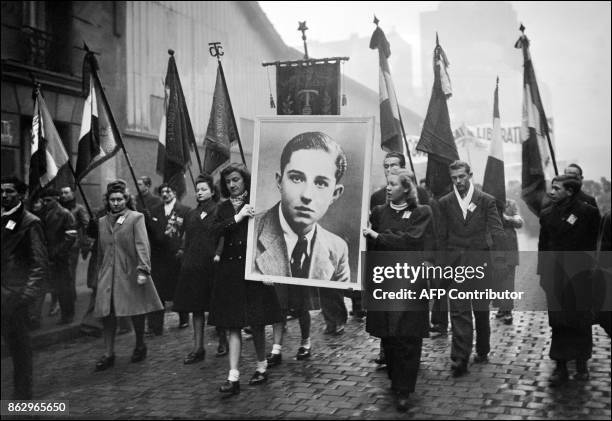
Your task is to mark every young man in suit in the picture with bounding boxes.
[437,160,505,377]
[252,131,350,366]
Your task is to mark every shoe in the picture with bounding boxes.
[430,324,447,336]
[451,360,468,377]
[130,345,147,363]
[95,354,115,371]
[396,393,410,412]
[503,314,513,325]
[574,360,590,381]
[248,371,268,385]
[323,325,336,335]
[549,363,569,387]
[49,303,60,317]
[473,354,489,363]
[183,349,205,364]
[266,352,282,367]
[332,325,345,336]
[178,321,189,329]
[495,310,506,319]
[219,380,240,397]
[374,351,387,365]
[296,347,311,361]
[216,342,228,357]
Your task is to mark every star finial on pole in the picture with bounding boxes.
[373,15,379,26]
[298,21,309,59]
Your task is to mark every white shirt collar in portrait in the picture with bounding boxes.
[453,182,475,219]
[278,205,316,261]
[164,198,176,217]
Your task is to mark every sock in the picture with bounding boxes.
[256,360,268,373]
[301,337,311,349]
[271,344,282,355]
[228,369,239,382]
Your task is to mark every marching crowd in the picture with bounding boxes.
[1,149,610,412]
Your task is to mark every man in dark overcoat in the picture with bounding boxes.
[539,174,600,386]
[437,160,505,377]
[1,176,47,399]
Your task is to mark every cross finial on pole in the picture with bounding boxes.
[298,21,309,59]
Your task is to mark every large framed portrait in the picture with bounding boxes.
[245,116,375,290]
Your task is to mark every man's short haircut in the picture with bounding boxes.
[159,183,176,193]
[40,188,60,198]
[138,176,152,187]
[1,176,28,195]
[384,152,406,168]
[552,174,582,195]
[280,131,347,183]
[449,160,472,174]
[60,185,74,192]
[195,173,219,202]
[567,163,583,177]
[220,163,251,198]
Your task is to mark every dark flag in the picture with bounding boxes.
[416,35,459,198]
[369,24,403,153]
[203,64,240,174]
[156,51,195,199]
[76,52,121,181]
[29,88,70,193]
[515,27,555,216]
[482,78,506,210]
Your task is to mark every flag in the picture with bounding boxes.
[515,28,554,216]
[203,64,239,174]
[29,88,70,192]
[75,52,121,181]
[416,35,459,198]
[369,24,402,153]
[482,78,506,210]
[156,52,195,199]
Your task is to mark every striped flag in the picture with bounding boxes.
[416,34,459,198]
[369,24,402,153]
[156,51,195,199]
[203,64,239,174]
[515,27,555,216]
[482,78,506,210]
[29,88,70,192]
[75,52,120,181]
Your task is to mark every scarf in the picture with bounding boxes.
[230,191,248,212]
[389,201,408,212]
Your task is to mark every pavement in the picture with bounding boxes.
[2,307,610,419]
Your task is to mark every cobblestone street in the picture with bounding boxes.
[2,308,610,419]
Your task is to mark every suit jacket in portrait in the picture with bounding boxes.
[252,204,350,284]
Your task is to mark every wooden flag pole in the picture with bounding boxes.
[84,46,147,210]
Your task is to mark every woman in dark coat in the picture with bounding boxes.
[538,175,600,386]
[210,164,282,396]
[173,174,225,364]
[363,169,435,412]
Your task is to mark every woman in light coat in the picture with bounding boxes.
[93,181,163,371]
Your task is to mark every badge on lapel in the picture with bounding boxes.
[467,203,477,213]
[402,211,412,219]
[117,215,126,225]
[567,214,578,225]
[200,211,208,220]
[5,220,16,230]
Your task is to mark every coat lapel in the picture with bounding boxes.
[464,189,481,226]
[255,207,291,277]
[309,228,335,281]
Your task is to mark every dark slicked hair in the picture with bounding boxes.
[384,152,406,168]
[1,176,28,195]
[567,163,583,177]
[449,160,472,174]
[220,163,251,198]
[159,183,177,193]
[138,176,152,187]
[552,174,582,195]
[40,188,60,198]
[280,131,347,183]
[195,173,219,202]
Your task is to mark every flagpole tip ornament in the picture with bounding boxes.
[373,15,379,26]
[519,23,525,33]
[168,49,175,56]
[436,32,440,46]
